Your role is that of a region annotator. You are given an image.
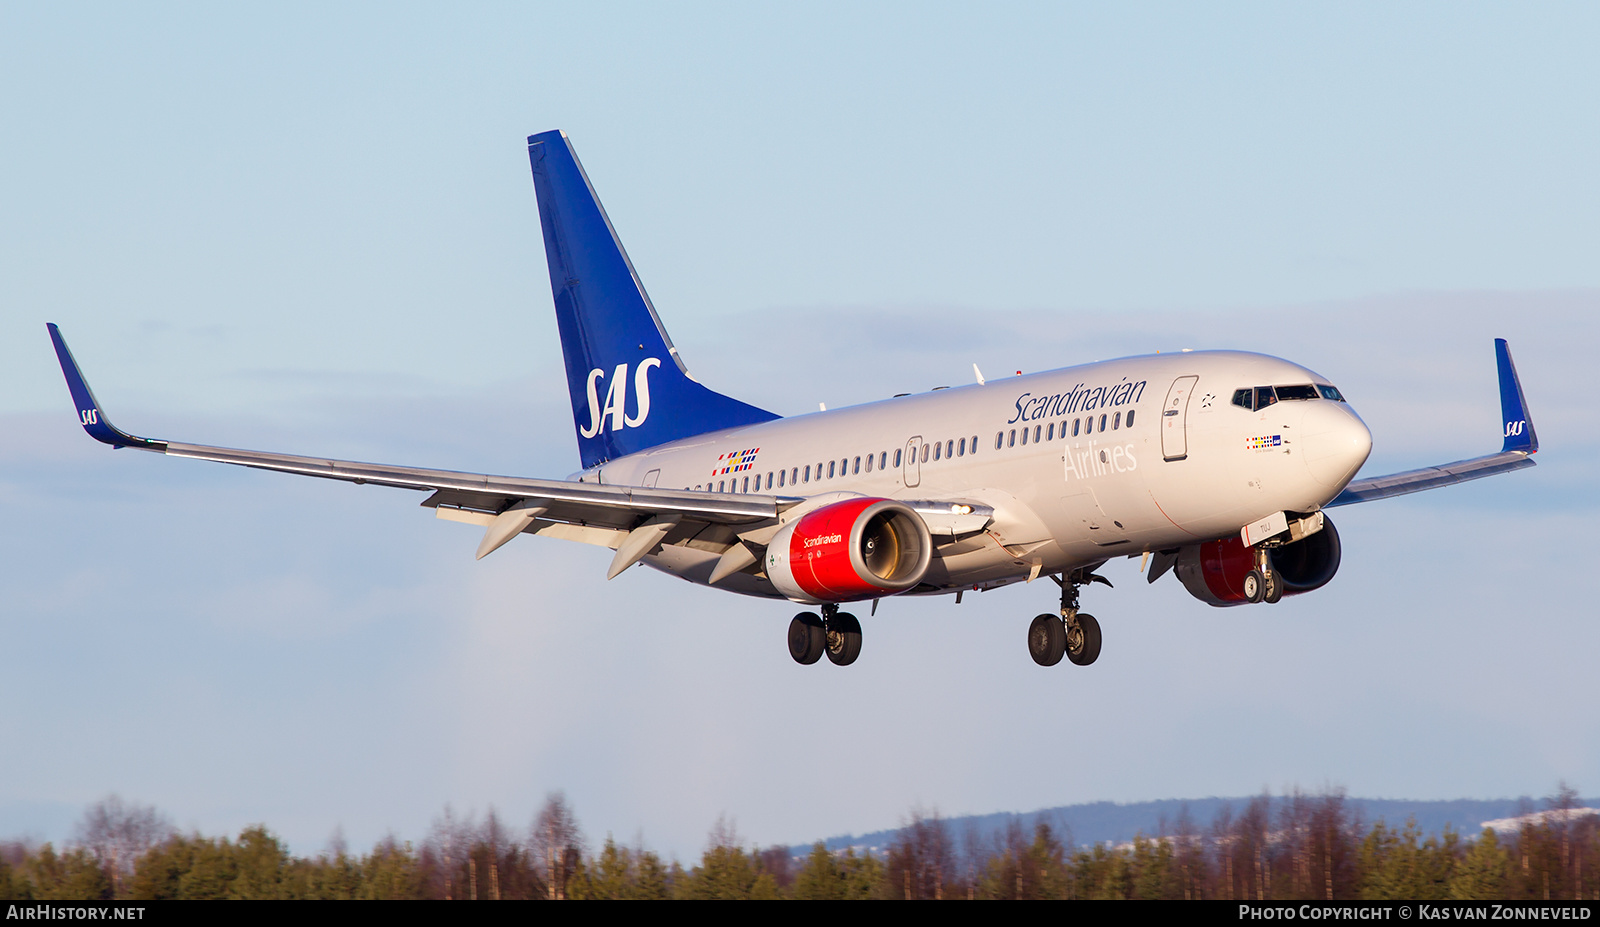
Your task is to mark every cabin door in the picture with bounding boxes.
[1161,376,1200,461]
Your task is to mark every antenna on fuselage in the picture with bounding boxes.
[973,364,986,386]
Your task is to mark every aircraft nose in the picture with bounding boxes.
[1301,401,1372,489]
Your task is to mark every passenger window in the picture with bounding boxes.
[694,485,701,492]
[791,467,799,485]
[894,448,902,468]
[1033,425,1041,443]
[946,439,954,458]
[921,444,929,463]
[1085,417,1093,435]
[1020,427,1028,446]
[1232,389,1254,410]
[1008,429,1016,447]
[932,442,941,461]
[1113,412,1121,430]
[880,451,888,469]
[1126,410,1136,427]
[995,432,1003,450]
[852,456,860,474]
[1098,413,1107,432]
[766,472,773,489]
[958,437,966,457]
[718,480,725,492]
[742,476,749,493]
[1046,423,1054,441]
[865,454,873,473]
[1073,418,1080,437]
[778,470,785,487]
[803,466,810,483]
[1255,386,1278,408]
[841,457,848,474]
[828,460,835,479]
[970,435,977,454]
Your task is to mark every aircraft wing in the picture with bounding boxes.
[1326,338,1537,508]
[47,324,790,567]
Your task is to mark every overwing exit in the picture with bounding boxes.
[47,130,1539,668]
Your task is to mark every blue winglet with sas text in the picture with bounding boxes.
[1495,338,1537,454]
[46,323,166,451]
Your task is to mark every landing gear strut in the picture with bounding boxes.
[1029,569,1105,667]
[788,604,862,666]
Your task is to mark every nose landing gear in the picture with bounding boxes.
[1243,545,1283,604]
[1029,569,1106,667]
[788,604,862,666]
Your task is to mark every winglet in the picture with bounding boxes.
[1495,338,1537,454]
[46,323,167,451]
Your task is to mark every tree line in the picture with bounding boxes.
[0,786,1595,900]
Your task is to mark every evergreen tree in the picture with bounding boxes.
[29,844,111,900]
[1450,829,1510,900]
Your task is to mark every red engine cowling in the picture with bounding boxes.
[1174,516,1342,607]
[766,497,933,603]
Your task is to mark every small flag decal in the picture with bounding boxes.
[713,447,760,476]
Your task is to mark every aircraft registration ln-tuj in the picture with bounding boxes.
[47,130,1540,668]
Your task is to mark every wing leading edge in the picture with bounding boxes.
[1327,338,1537,508]
[46,323,789,541]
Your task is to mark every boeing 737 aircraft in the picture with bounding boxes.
[47,130,1540,668]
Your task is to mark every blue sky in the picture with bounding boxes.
[2,3,1596,856]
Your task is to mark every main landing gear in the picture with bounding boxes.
[1028,569,1106,668]
[788,604,862,666]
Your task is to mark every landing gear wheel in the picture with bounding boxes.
[788,613,824,665]
[1066,613,1102,666]
[1243,569,1266,604]
[825,612,862,666]
[1263,570,1283,604]
[1028,614,1065,667]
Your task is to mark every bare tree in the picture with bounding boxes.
[73,795,174,898]
[530,792,582,900]
[423,805,476,900]
[481,806,509,901]
[888,806,957,900]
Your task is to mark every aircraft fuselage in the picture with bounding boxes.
[589,349,1374,601]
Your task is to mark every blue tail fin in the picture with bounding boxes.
[527,130,778,469]
[1495,338,1537,454]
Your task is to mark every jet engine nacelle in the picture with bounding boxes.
[766,497,933,604]
[1174,515,1342,607]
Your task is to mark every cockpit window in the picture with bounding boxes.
[1275,384,1319,401]
[1318,385,1345,402]
[1232,389,1254,410]
[1254,386,1279,409]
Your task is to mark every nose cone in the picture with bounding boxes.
[1301,401,1372,490]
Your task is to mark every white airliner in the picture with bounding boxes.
[47,130,1540,668]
